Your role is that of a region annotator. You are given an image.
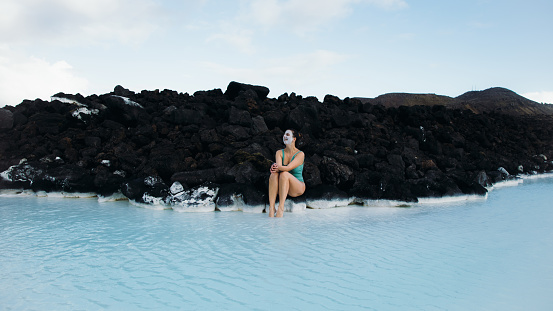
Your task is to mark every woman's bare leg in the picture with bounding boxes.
[277,173,290,217]
[277,172,306,218]
[268,172,279,217]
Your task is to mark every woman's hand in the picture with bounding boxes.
[270,163,279,174]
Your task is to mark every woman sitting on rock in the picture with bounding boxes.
[268,129,305,217]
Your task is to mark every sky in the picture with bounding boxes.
[1,0,552,107]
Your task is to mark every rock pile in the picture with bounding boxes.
[1,82,552,210]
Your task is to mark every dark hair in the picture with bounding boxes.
[287,129,302,143]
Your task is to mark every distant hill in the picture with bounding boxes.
[449,87,553,115]
[356,87,553,116]
[356,93,453,108]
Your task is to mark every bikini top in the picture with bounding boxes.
[282,149,304,183]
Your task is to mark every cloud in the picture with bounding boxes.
[249,0,353,32]
[0,0,162,45]
[268,49,348,78]
[367,0,409,9]
[206,24,257,55]
[201,50,349,98]
[522,91,553,104]
[203,0,408,54]
[248,0,408,33]
[204,49,347,79]
[0,48,88,107]
[0,0,165,106]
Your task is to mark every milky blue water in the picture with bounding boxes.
[1,177,553,311]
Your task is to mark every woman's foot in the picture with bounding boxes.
[276,206,284,217]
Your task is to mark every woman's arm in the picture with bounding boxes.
[270,150,283,174]
[275,150,283,167]
[277,152,304,172]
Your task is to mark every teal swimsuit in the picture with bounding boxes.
[282,149,304,183]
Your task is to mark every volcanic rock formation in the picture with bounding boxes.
[1,82,552,210]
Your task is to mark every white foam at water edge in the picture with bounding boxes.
[215,194,266,213]
[520,172,553,180]
[216,194,245,212]
[285,200,306,213]
[356,198,414,207]
[128,199,171,210]
[37,191,98,198]
[217,203,243,212]
[98,192,128,202]
[171,202,216,212]
[141,193,172,209]
[263,200,306,215]
[241,204,266,213]
[417,194,488,205]
[306,198,353,209]
[0,189,35,197]
[487,178,524,191]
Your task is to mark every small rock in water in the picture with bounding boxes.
[168,183,219,212]
[216,183,266,213]
[498,167,510,176]
[169,181,186,195]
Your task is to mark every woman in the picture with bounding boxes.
[268,129,306,217]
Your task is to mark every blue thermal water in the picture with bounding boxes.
[1,177,552,310]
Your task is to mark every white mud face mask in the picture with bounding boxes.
[283,130,294,145]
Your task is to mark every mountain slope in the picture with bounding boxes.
[356,93,453,108]
[356,87,553,116]
[450,87,553,115]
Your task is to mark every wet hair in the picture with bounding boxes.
[287,129,302,144]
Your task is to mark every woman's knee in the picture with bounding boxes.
[269,172,280,183]
[279,171,291,182]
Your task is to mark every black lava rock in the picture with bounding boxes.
[1,82,552,206]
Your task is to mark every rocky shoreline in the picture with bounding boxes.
[1,82,552,212]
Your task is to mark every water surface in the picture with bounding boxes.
[1,177,552,310]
